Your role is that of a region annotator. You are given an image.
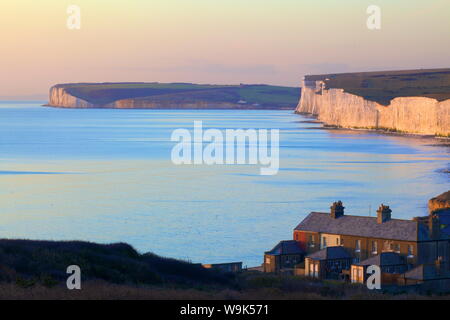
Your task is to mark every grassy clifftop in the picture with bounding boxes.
[305,68,450,105]
[53,82,300,109]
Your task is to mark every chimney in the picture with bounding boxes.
[330,201,345,219]
[429,213,441,240]
[377,204,392,224]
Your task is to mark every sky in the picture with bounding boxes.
[1,0,450,98]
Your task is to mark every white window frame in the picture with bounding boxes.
[407,245,414,258]
[355,240,361,252]
[371,241,378,254]
[309,235,315,248]
[322,236,327,249]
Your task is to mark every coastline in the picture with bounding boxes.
[47,83,300,111]
[43,103,295,111]
[295,71,450,137]
[296,111,450,143]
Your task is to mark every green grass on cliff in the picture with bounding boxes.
[305,68,450,105]
[54,82,300,109]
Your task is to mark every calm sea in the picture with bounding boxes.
[0,102,448,266]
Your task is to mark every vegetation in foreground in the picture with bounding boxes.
[0,239,233,289]
[306,68,450,105]
[54,82,300,109]
[1,239,450,299]
[3,273,450,300]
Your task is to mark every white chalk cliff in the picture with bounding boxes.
[295,80,450,136]
[48,86,267,110]
[48,86,95,108]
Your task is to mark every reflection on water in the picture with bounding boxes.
[0,103,449,266]
[0,171,72,175]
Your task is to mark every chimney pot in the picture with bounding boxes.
[330,201,345,219]
[377,204,392,223]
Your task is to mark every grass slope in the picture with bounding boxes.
[305,68,450,105]
[54,82,300,108]
[0,239,233,288]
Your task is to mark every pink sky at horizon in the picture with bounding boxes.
[1,0,449,98]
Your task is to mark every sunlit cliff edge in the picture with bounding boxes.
[429,191,450,213]
[295,69,450,137]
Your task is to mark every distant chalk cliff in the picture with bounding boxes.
[49,86,95,108]
[47,83,300,110]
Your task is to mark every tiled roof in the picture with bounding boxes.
[356,252,406,267]
[403,265,426,280]
[306,246,352,261]
[403,263,450,280]
[265,240,304,256]
[295,212,430,242]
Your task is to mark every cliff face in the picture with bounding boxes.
[48,84,298,110]
[296,80,450,136]
[48,86,95,108]
[48,86,244,109]
[429,191,450,214]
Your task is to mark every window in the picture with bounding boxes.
[389,242,400,253]
[265,257,270,264]
[309,262,318,278]
[341,238,344,246]
[336,238,340,246]
[355,240,361,252]
[352,268,357,283]
[322,236,327,249]
[352,267,363,283]
[371,241,378,254]
[308,235,315,247]
[408,245,414,257]
[314,264,319,278]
